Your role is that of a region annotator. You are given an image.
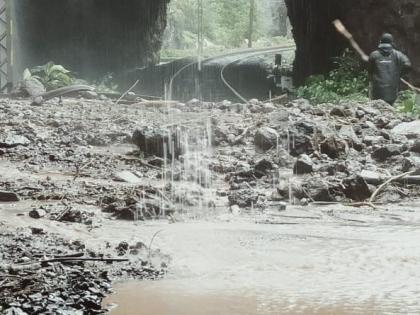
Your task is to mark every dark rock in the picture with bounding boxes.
[375,116,390,129]
[254,158,273,176]
[371,144,401,162]
[330,106,347,117]
[132,127,181,158]
[254,127,279,151]
[293,154,313,175]
[277,180,290,198]
[410,140,420,153]
[228,189,259,207]
[29,208,47,219]
[294,177,336,202]
[342,175,371,201]
[320,136,347,159]
[278,202,287,211]
[401,156,420,172]
[289,133,314,156]
[294,121,316,135]
[0,191,20,202]
[30,227,45,235]
[116,241,129,256]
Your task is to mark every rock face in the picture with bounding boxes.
[285,0,420,85]
[13,0,170,78]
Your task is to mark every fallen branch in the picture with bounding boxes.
[32,85,94,105]
[363,174,420,186]
[41,257,128,264]
[115,80,140,105]
[232,127,249,145]
[310,201,377,209]
[148,230,164,262]
[369,171,415,203]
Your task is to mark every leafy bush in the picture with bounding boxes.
[396,90,420,115]
[27,62,74,90]
[296,50,369,104]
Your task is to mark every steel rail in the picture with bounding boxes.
[167,45,296,101]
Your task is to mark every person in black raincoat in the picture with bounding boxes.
[368,33,411,105]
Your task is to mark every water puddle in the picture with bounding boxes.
[104,280,378,315]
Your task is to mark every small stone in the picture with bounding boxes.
[278,202,287,211]
[330,106,347,117]
[31,227,45,235]
[114,171,142,183]
[261,102,276,113]
[371,144,401,162]
[254,158,273,175]
[29,208,46,219]
[320,136,347,159]
[125,91,137,101]
[300,198,309,206]
[230,205,241,215]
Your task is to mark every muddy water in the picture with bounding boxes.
[102,208,420,315]
[105,280,375,315]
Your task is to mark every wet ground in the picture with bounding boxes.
[2,96,420,314]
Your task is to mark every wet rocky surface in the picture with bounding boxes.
[1,94,420,313]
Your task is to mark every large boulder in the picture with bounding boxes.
[254,127,279,151]
[342,175,371,201]
[392,121,420,139]
[293,154,313,175]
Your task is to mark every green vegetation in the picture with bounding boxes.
[296,50,369,104]
[26,62,74,90]
[162,0,292,58]
[396,90,420,115]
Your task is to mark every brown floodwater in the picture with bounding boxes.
[104,280,378,315]
[101,206,420,315]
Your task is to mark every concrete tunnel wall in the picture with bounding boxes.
[286,0,420,86]
[12,0,170,80]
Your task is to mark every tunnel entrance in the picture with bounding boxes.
[12,0,169,81]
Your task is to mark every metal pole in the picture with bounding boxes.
[248,0,255,48]
[197,0,204,71]
[0,0,11,92]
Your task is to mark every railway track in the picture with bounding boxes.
[167,44,296,101]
